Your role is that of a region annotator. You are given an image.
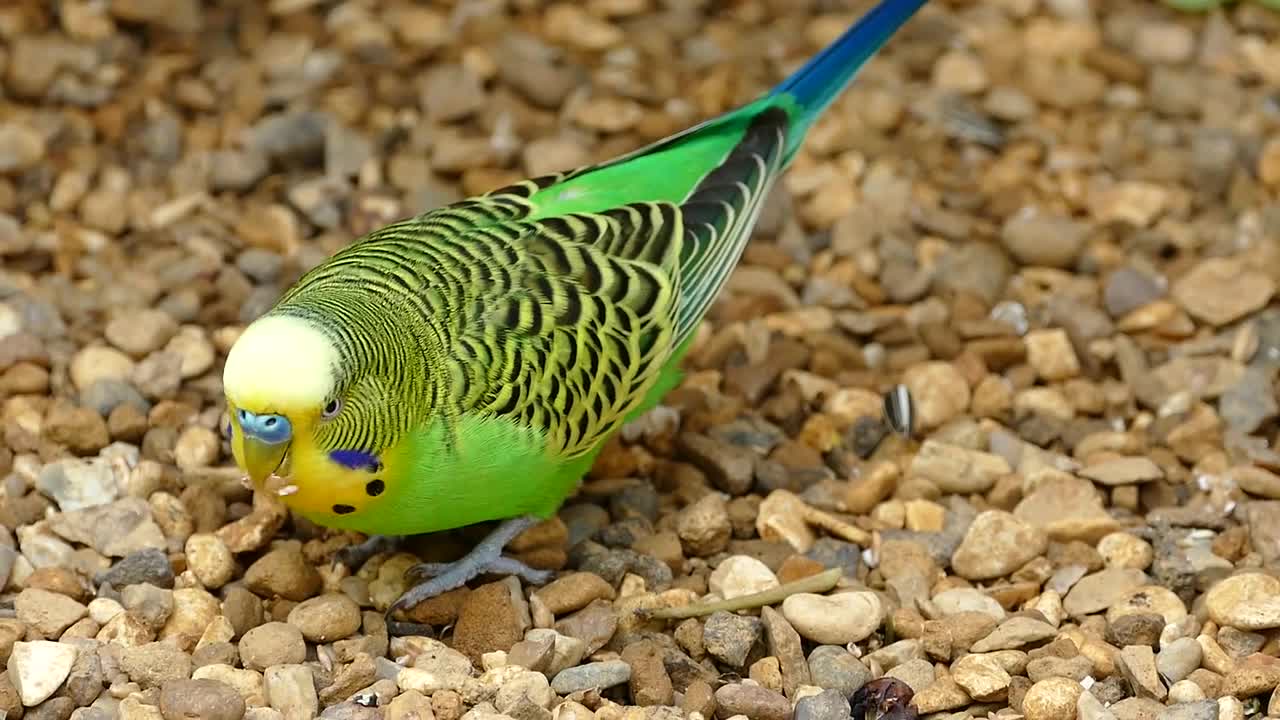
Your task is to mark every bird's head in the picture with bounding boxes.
[222,314,344,488]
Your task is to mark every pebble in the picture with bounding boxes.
[264,664,318,720]
[708,555,779,599]
[794,688,851,720]
[240,622,306,671]
[910,440,1011,495]
[1025,328,1081,381]
[120,641,194,688]
[1063,568,1148,617]
[760,606,810,695]
[554,599,617,656]
[36,458,121,512]
[1014,476,1120,544]
[10,640,77,706]
[70,346,135,391]
[550,660,631,694]
[1001,210,1089,269]
[781,591,883,644]
[159,678,246,720]
[453,579,530,663]
[807,645,871,697]
[1023,677,1084,720]
[951,510,1047,580]
[1172,258,1275,326]
[532,572,615,615]
[105,310,178,356]
[1205,573,1280,630]
[287,593,362,643]
[185,533,235,589]
[929,588,1003,622]
[122,583,174,630]
[1098,532,1153,570]
[620,639,673,707]
[1080,457,1164,486]
[243,545,322,602]
[1119,645,1166,700]
[901,362,971,431]
[1158,637,1203,683]
[702,611,762,667]
[970,617,1058,652]
[0,122,45,173]
[15,587,88,637]
[675,493,731,557]
[713,683,792,720]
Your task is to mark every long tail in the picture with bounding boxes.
[770,0,929,158]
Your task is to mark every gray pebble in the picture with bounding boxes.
[808,645,872,698]
[79,379,150,416]
[248,110,329,163]
[703,611,762,668]
[1157,637,1202,684]
[209,149,269,192]
[550,660,631,694]
[1104,266,1165,319]
[95,548,174,589]
[795,688,852,720]
[1157,700,1219,720]
[237,249,285,284]
[805,538,863,578]
[318,701,384,720]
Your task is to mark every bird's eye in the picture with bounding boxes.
[322,399,342,419]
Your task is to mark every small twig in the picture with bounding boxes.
[802,505,873,546]
[637,568,842,620]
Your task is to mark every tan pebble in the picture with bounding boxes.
[286,593,362,643]
[264,664,318,720]
[1079,456,1164,486]
[1105,585,1187,626]
[1118,645,1165,700]
[1173,257,1276,326]
[1014,476,1120,544]
[1205,573,1280,631]
[1097,532,1153,570]
[1024,329,1080,381]
[239,622,305,671]
[952,653,1012,701]
[933,50,989,94]
[533,573,616,616]
[910,440,1010,495]
[1022,676,1083,720]
[708,556,779,600]
[184,533,235,589]
[10,640,77,706]
[1219,695,1245,720]
[901,362,971,431]
[951,510,1047,581]
[780,592,883,644]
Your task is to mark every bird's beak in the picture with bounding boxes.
[241,436,290,486]
[231,409,293,487]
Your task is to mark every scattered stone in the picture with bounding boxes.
[781,591,884,644]
[550,660,631,694]
[702,611,762,667]
[951,511,1048,580]
[10,640,77,706]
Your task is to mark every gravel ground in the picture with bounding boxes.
[3,1,1280,719]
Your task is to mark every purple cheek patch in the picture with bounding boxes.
[329,450,382,472]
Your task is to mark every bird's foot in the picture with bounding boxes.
[386,515,553,630]
[335,534,405,572]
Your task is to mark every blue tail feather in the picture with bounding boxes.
[770,0,928,154]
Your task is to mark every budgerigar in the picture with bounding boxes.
[223,0,928,621]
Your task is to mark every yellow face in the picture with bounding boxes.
[223,315,340,490]
[222,314,398,525]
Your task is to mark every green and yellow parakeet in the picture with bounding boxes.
[223,0,928,618]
